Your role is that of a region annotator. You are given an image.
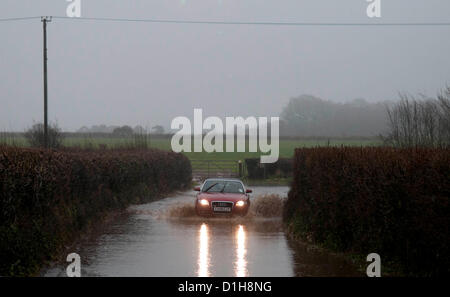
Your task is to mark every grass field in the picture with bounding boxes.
[0,133,382,185]
[0,133,382,161]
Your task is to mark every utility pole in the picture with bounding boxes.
[41,16,51,148]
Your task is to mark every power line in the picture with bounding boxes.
[0,16,41,22]
[52,16,450,26]
[1,15,450,26]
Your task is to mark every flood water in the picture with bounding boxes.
[43,187,362,277]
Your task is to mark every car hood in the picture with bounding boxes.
[198,192,247,201]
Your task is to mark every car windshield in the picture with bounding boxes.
[202,180,244,194]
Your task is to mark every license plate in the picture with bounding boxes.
[213,207,231,212]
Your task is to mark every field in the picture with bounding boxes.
[0,133,382,161]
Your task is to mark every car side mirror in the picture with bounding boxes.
[246,189,252,193]
[194,186,201,191]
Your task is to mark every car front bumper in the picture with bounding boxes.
[195,203,249,217]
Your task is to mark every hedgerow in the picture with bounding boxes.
[0,146,192,276]
[284,147,449,276]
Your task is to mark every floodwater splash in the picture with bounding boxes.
[250,194,285,218]
[161,194,285,220]
[166,203,198,218]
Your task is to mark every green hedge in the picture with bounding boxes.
[284,147,450,276]
[0,146,192,276]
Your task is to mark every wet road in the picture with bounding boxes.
[44,187,361,277]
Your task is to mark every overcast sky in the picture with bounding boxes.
[1,0,450,131]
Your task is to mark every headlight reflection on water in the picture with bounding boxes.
[196,223,248,277]
[197,223,210,277]
[235,225,248,277]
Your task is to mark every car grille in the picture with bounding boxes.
[212,201,233,208]
[211,201,233,213]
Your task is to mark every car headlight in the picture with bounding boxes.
[199,199,209,206]
[236,200,245,207]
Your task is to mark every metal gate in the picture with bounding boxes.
[190,160,243,181]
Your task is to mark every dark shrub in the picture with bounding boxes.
[284,147,450,276]
[0,147,192,276]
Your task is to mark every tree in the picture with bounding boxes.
[382,89,450,148]
[151,125,165,134]
[112,125,134,136]
[133,125,146,134]
[24,122,64,148]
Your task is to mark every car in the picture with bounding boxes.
[194,178,252,217]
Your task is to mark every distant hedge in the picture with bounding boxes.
[245,158,293,179]
[0,147,192,276]
[284,147,450,276]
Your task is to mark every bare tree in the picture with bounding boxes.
[383,89,450,148]
[437,87,450,145]
[24,122,64,148]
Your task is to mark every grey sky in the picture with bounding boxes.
[1,0,449,131]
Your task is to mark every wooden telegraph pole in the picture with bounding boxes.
[41,16,51,148]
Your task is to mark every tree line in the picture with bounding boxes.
[14,86,450,149]
[279,95,388,137]
[279,87,450,147]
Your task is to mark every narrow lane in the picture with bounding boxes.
[44,187,361,277]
